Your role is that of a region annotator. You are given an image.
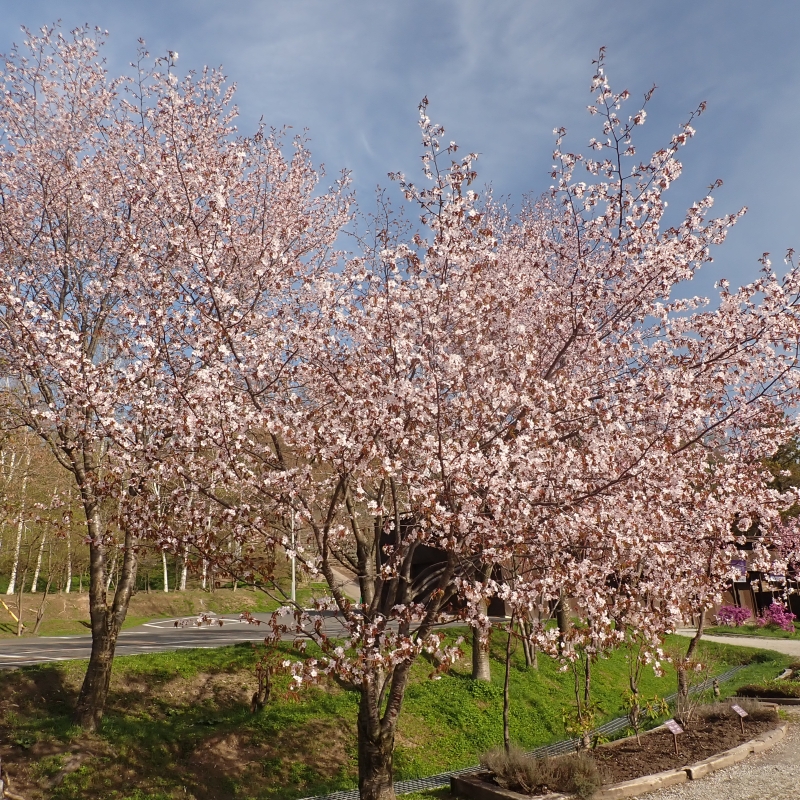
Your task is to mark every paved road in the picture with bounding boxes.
[675,628,800,657]
[0,612,350,668]
[8,622,794,671]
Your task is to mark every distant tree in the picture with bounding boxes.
[0,25,342,728]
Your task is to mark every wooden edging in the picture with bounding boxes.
[451,722,788,800]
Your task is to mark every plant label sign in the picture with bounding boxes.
[732,703,748,733]
[664,719,683,755]
[665,719,683,735]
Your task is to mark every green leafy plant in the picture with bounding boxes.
[623,690,669,744]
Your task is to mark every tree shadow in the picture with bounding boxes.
[0,663,78,744]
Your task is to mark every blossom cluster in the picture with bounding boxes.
[758,602,796,631]
[715,605,752,627]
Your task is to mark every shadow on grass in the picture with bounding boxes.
[0,663,79,746]
[0,643,361,800]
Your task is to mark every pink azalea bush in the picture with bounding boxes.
[716,605,752,627]
[758,602,796,631]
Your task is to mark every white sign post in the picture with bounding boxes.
[731,703,748,734]
[664,719,683,755]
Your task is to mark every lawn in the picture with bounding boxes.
[0,631,790,800]
[705,623,800,640]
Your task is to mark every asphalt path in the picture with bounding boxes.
[675,627,800,657]
[0,612,351,668]
[7,622,798,671]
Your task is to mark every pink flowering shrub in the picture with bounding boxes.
[716,605,752,627]
[757,602,796,632]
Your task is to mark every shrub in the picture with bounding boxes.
[716,605,752,627]
[480,746,602,799]
[737,681,800,699]
[757,602,796,632]
[694,699,777,723]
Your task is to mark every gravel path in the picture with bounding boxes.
[633,708,800,800]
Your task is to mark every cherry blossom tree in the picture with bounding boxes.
[162,54,800,799]
[0,24,351,730]
[12,29,791,793]
[0,26,171,728]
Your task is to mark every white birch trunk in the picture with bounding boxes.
[31,532,46,592]
[180,544,188,591]
[65,532,72,593]
[6,447,31,596]
[162,550,169,593]
[201,558,207,590]
[105,546,118,593]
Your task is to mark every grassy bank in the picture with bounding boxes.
[0,584,330,638]
[0,632,790,800]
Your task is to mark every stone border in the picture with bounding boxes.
[451,722,788,800]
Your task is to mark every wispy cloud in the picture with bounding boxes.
[2,0,798,287]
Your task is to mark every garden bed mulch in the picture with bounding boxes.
[470,714,779,797]
[590,713,778,784]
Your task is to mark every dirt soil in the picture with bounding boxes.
[478,713,780,796]
[592,714,778,783]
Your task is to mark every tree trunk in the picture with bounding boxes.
[472,624,492,681]
[31,532,46,593]
[471,569,493,681]
[65,532,72,593]
[162,550,169,592]
[677,608,706,703]
[74,620,119,729]
[6,449,31,596]
[555,589,570,644]
[15,569,26,636]
[74,508,138,731]
[105,546,118,593]
[32,575,52,635]
[6,496,26,595]
[520,617,535,669]
[357,691,396,800]
[503,614,515,753]
[581,652,592,749]
[471,599,491,681]
[180,545,188,591]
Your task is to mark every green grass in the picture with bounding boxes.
[0,630,791,800]
[706,623,800,640]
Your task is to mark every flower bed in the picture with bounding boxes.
[452,705,782,800]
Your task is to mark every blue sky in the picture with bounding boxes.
[2,1,798,292]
